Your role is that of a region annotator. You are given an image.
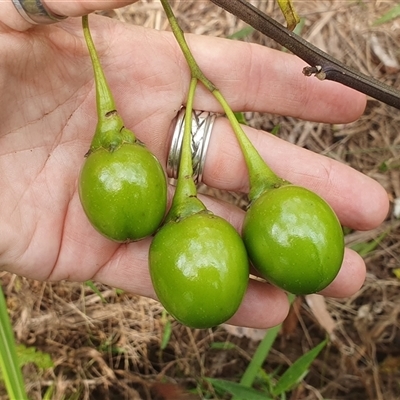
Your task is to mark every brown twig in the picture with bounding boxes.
[209,0,400,110]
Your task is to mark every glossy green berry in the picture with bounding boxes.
[242,185,344,295]
[79,142,167,242]
[80,15,167,242]
[149,212,249,329]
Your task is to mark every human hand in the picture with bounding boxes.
[0,1,389,328]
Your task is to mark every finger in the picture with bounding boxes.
[88,194,365,315]
[91,245,290,330]
[44,0,136,18]
[95,246,290,329]
[3,0,137,30]
[184,33,367,123]
[204,195,367,301]
[230,249,366,328]
[227,279,290,329]
[78,18,385,231]
[202,118,389,231]
[319,248,366,298]
[63,18,384,230]
[112,23,366,124]
[54,15,366,133]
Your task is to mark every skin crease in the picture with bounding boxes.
[0,1,390,328]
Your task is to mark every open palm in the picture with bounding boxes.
[0,10,389,328]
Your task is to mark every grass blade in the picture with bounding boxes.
[206,378,273,400]
[84,280,107,303]
[160,310,172,350]
[373,4,400,26]
[0,285,28,400]
[272,339,327,396]
[238,324,281,388]
[227,26,254,40]
[232,294,296,400]
[350,231,388,257]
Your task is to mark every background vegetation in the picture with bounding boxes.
[1,1,399,399]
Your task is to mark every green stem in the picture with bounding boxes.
[176,77,200,198]
[160,0,215,92]
[212,89,287,200]
[82,15,117,118]
[82,15,135,152]
[164,78,207,223]
[0,285,28,400]
[160,0,288,201]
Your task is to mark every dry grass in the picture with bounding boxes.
[2,1,400,399]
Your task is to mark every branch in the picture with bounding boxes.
[210,0,400,110]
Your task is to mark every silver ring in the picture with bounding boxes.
[12,0,67,24]
[168,107,218,184]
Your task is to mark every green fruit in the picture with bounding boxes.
[79,142,167,242]
[242,185,344,295]
[80,15,167,242]
[149,212,249,329]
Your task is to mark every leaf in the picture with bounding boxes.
[379,161,389,172]
[277,0,300,31]
[206,378,273,400]
[42,383,55,400]
[393,268,400,280]
[0,285,28,400]
[160,321,172,350]
[234,112,247,125]
[238,324,281,388]
[160,310,172,350]
[228,26,255,40]
[270,124,281,136]
[272,339,327,396]
[14,344,53,370]
[0,342,54,381]
[373,4,400,26]
[350,231,387,257]
[210,341,237,350]
[84,280,107,303]
[231,294,296,400]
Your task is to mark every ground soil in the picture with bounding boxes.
[1,1,400,399]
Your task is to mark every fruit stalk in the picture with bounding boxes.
[82,15,117,118]
[82,15,135,152]
[164,77,208,223]
[160,0,287,201]
[160,1,345,295]
[79,14,167,242]
[149,5,249,327]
